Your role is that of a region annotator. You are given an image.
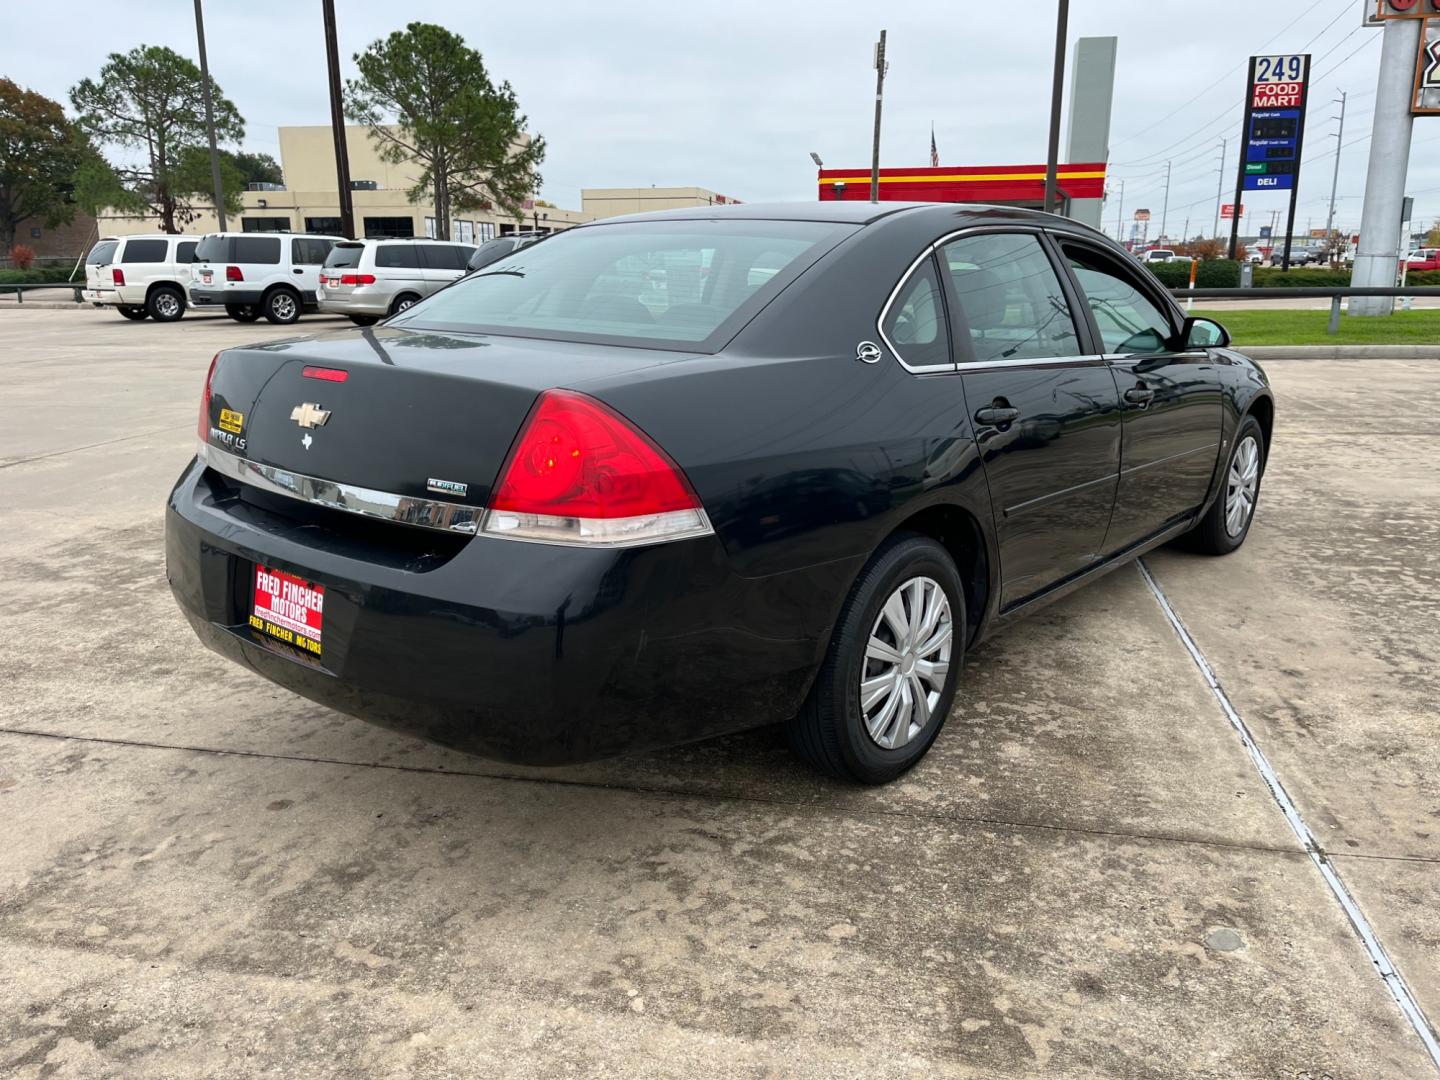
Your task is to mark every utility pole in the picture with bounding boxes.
[1043,0,1071,214]
[193,0,226,233]
[1325,91,1348,266]
[1212,139,1227,239]
[1354,18,1419,314]
[1114,178,1125,241]
[870,30,887,203]
[322,0,355,238]
[1181,215,1190,247]
[1159,159,1172,243]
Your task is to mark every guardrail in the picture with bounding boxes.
[1169,286,1440,335]
[0,282,85,304]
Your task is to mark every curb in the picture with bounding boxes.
[1241,345,1439,359]
[0,301,88,311]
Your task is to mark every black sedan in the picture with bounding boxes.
[168,202,1273,784]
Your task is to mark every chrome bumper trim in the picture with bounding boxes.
[199,441,482,534]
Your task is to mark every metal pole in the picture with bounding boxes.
[1212,139,1227,239]
[1228,58,1257,261]
[870,30,887,204]
[1352,17,1420,315]
[322,0,356,239]
[1114,178,1125,241]
[1043,0,1070,214]
[1324,93,1346,266]
[1159,160,1171,243]
[193,0,227,233]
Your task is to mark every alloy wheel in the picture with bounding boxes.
[271,294,297,321]
[1225,435,1260,537]
[860,575,953,750]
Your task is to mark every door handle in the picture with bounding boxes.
[293,268,304,274]
[974,405,1021,427]
[1124,387,1155,406]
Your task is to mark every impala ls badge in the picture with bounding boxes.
[856,341,883,364]
[290,402,331,429]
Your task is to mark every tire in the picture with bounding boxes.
[1183,415,1266,555]
[388,293,420,317]
[146,285,185,322]
[348,314,380,327]
[117,305,148,321]
[226,304,261,323]
[786,533,965,784]
[263,288,301,325]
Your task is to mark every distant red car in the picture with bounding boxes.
[1406,249,1440,272]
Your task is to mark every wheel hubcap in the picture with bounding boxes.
[397,298,414,311]
[1225,435,1260,537]
[860,576,953,750]
[157,294,178,317]
[274,295,296,319]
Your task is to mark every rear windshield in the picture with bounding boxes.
[194,235,230,262]
[87,240,119,266]
[324,243,365,269]
[394,220,853,349]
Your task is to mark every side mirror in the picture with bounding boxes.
[1178,316,1229,350]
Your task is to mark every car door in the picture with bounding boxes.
[375,243,426,300]
[417,243,467,296]
[1056,237,1223,553]
[290,237,332,302]
[935,229,1123,609]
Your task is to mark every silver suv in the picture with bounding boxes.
[317,238,477,325]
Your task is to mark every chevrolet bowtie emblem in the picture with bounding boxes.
[290,402,331,429]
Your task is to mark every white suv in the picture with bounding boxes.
[188,232,339,324]
[83,234,198,322]
[317,238,476,325]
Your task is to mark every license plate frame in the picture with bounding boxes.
[249,565,324,658]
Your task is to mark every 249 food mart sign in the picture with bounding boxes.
[1241,54,1310,192]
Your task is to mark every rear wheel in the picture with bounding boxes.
[348,314,380,327]
[117,305,148,321]
[146,284,185,322]
[1183,415,1265,555]
[263,288,301,325]
[225,304,260,323]
[786,534,964,784]
[389,292,420,316]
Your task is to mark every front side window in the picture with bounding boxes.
[880,258,950,370]
[121,238,168,264]
[1064,245,1174,355]
[940,233,1081,363]
[393,219,851,349]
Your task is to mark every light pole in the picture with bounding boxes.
[322,0,355,239]
[870,31,887,203]
[1159,159,1172,243]
[193,0,226,232]
[1324,92,1347,265]
[1043,0,1070,214]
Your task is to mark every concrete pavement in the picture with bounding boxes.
[2,308,1437,1077]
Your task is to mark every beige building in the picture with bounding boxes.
[97,126,738,241]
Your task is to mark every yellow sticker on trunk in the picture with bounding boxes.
[218,408,244,434]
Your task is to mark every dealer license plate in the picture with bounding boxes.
[201,270,213,285]
[249,565,324,657]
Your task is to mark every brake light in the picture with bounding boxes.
[340,273,376,286]
[302,365,349,382]
[484,389,711,546]
[225,265,243,282]
[112,268,125,286]
[198,353,220,441]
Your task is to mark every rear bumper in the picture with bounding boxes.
[316,285,395,317]
[166,457,850,764]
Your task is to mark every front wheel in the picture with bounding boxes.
[117,305,148,321]
[263,288,301,325]
[1182,415,1266,555]
[225,304,260,323]
[786,534,964,784]
[389,293,420,316]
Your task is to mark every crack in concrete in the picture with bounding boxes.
[0,424,191,469]
[1138,557,1440,1071]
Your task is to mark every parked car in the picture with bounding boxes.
[188,232,339,324]
[1406,248,1440,272]
[1142,248,1177,263]
[466,231,548,272]
[169,203,1273,784]
[83,234,198,322]
[317,238,477,325]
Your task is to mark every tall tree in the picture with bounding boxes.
[345,22,544,240]
[0,79,86,253]
[70,45,244,233]
[230,150,283,188]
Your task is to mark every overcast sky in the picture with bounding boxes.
[6,0,1438,240]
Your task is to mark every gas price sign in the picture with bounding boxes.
[1241,54,1309,193]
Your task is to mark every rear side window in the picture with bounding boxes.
[291,237,333,266]
[418,245,469,271]
[375,244,421,269]
[324,244,365,269]
[394,220,850,348]
[940,233,1082,363]
[880,258,950,370]
[121,239,168,264]
[176,241,197,263]
[233,236,281,264]
[86,241,119,266]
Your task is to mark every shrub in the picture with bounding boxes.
[1195,259,1240,288]
[1145,262,1192,288]
[0,266,80,284]
[10,244,35,270]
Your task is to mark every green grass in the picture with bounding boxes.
[1194,307,1440,346]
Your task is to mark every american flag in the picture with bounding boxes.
[930,126,939,168]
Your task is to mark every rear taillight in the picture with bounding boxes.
[483,390,711,546]
[340,273,376,286]
[112,268,125,286]
[225,265,243,282]
[198,353,220,441]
